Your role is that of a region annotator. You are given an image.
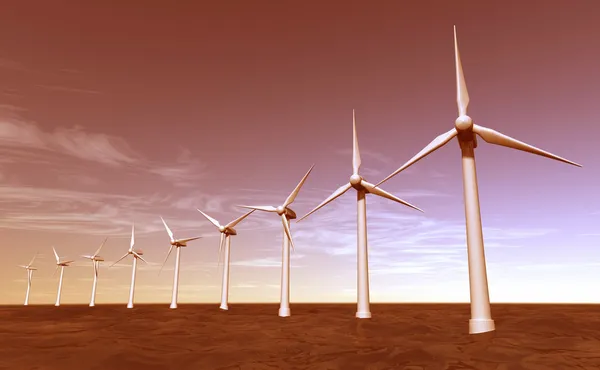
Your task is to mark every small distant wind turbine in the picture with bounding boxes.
[52,247,74,307]
[297,110,423,319]
[18,252,38,306]
[238,164,314,317]
[197,209,255,311]
[375,26,581,334]
[110,224,147,309]
[82,237,108,307]
[158,217,202,309]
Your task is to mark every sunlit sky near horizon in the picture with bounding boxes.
[1,1,599,305]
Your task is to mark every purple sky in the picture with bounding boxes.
[0,1,598,304]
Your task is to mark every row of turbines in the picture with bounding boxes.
[15,27,581,335]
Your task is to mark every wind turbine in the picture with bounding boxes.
[110,224,147,309]
[158,217,202,309]
[197,209,255,311]
[18,252,38,306]
[297,110,423,319]
[52,247,74,307]
[82,237,108,307]
[375,26,581,334]
[238,164,314,317]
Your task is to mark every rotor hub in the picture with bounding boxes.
[455,115,473,132]
[350,174,362,186]
[276,206,285,215]
[219,225,225,232]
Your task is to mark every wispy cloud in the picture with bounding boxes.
[35,84,101,95]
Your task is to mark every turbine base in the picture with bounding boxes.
[355,311,372,319]
[278,307,291,317]
[89,303,95,307]
[219,304,229,311]
[469,318,495,334]
[54,303,60,307]
[169,303,178,309]
[127,302,134,309]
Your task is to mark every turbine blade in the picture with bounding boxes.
[197,209,221,229]
[27,251,38,267]
[225,209,255,228]
[375,128,458,187]
[109,253,130,268]
[52,246,60,263]
[130,224,135,251]
[283,164,315,207]
[281,214,295,252]
[158,245,174,276]
[296,183,352,223]
[18,265,28,269]
[160,216,175,241]
[237,205,278,212]
[361,180,424,213]
[132,252,147,264]
[217,233,225,271]
[176,236,202,244]
[454,25,470,117]
[94,237,108,257]
[52,266,59,277]
[473,124,582,167]
[352,109,362,175]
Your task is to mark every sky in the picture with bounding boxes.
[0,0,599,305]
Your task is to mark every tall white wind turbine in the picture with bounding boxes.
[375,26,582,334]
[110,224,147,309]
[82,237,108,307]
[197,209,255,311]
[18,252,39,306]
[297,110,423,319]
[158,217,202,309]
[238,165,314,317]
[52,247,74,307]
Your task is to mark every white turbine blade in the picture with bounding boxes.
[361,180,424,213]
[160,216,175,241]
[217,233,225,271]
[225,209,255,228]
[375,128,458,187]
[158,245,174,276]
[281,214,295,252]
[176,236,201,244]
[352,109,361,175]
[132,251,147,264]
[454,25,470,117]
[52,266,59,277]
[297,183,352,223]
[237,205,278,212]
[197,209,222,229]
[27,252,38,267]
[472,125,582,167]
[283,164,315,208]
[130,224,135,251]
[52,247,60,263]
[94,237,108,257]
[18,265,28,269]
[109,253,130,267]
[81,255,94,260]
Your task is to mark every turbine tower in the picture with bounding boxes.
[82,237,108,307]
[197,209,255,311]
[375,26,581,334]
[52,247,74,307]
[110,224,147,308]
[238,165,314,317]
[18,252,38,306]
[158,217,202,309]
[297,110,423,319]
